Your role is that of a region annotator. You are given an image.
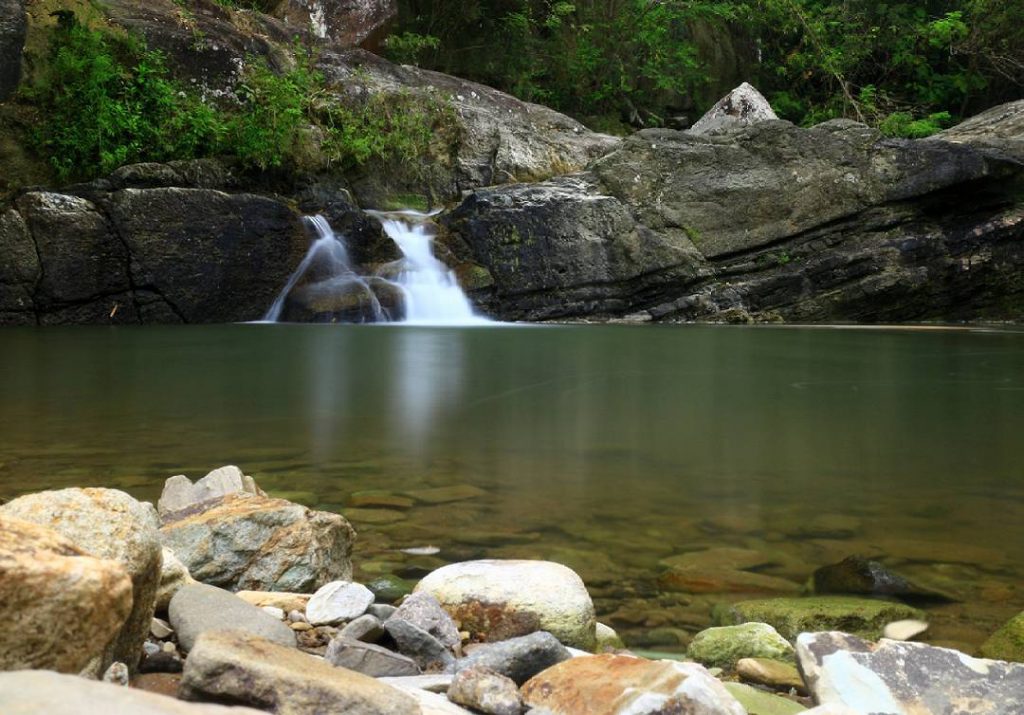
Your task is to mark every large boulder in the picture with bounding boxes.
[415,560,597,650]
[931,99,1024,160]
[521,654,745,715]
[445,98,1024,323]
[0,488,162,674]
[0,0,25,99]
[169,583,297,652]
[180,630,420,714]
[160,492,356,592]
[797,631,1024,714]
[0,516,132,673]
[0,209,38,323]
[0,670,266,714]
[269,0,396,47]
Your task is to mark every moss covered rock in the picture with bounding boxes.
[980,611,1024,662]
[712,597,923,641]
[687,623,795,669]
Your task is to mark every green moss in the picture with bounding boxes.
[687,623,795,669]
[713,596,923,641]
[980,611,1024,662]
[379,194,430,212]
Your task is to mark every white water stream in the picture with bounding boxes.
[264,210,487,325]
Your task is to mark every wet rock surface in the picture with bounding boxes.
[456,631,572,685]
[797,631,1024,714]
[713,596,924,641]
[686,623,795,669]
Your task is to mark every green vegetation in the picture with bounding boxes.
[22,15,459,181]
[389,0,1024,136]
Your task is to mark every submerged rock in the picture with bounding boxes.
[521,654,746,715]
[797,631,1024,714]
[0,516,133,673]
[812,556,955,603]
[687,623,795,669]
[415,560,596,649]
[713,596,924,641]
[169,584,297,652]
[980,610,1024,662]
[0,488,162,674]
[180,630,420,714]
[160,492,355,592]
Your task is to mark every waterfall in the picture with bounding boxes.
[264,211,487,325]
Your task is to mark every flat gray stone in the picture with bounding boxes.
[797,631,1024,714]
[378,674,454,693]
[456,631,571,685]
[307,581,375,625]
[169,584,296,652]
[325,637,420,677]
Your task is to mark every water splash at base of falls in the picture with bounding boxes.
[264,211,488,325]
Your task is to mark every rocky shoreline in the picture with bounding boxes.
[1,465,1022,714]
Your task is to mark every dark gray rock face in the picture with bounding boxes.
[0,0,25,99]
[270,0,396,48]
[455,632,572,686]
[387,592,461,650]
[169,584,297,652]
[445,104,1024,323]
[0,165,307,325]
[382,618,456,672]
[813,556,956,603]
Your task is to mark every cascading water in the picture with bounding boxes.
[264,210,487,325]
[369,210,484,325]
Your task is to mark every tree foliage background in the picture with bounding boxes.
[385,0,1024,134]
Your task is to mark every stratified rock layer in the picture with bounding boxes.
[0,516,133,673]
[160,492,356,592]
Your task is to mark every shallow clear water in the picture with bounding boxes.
[1,324,1022,650]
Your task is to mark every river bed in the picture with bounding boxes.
[1,324,1021,651]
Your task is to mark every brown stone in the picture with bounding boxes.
[735,657,807,693]
[0,516,133,673]
[235,590,312,612]
[658,565,801,594]
[521,654,746,715]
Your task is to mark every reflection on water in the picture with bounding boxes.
[0,324,1022,650]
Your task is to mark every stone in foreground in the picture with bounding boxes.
[447,666,523,715]
[714,596,923,640]
[521,653,746,715]
[180,630,420,715]
[0,670,264,714]
[980,610,1024,662]
[0,488,162,673]
[456,631,572,685]
[169,584,297,652]
[0,516,132,673]
[736,657,806,692]
[415,560,596,649]
[156,547,196,612]
[307,580,375,625]
[796,631,1024,714]
[687,623,795,669]
[160,492,355,592]
[389,591,461,648]
[325,637,420,677]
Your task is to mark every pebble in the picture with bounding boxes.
[291,622,313,632]
[883,619,929,641]
[262,606,286,620]
[162,642,177,654]
[102,662,129,686]
[150,618,174,639]
[306,581,375,626]
[289,610,308,623]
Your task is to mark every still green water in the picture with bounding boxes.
[1,324,1022,650]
